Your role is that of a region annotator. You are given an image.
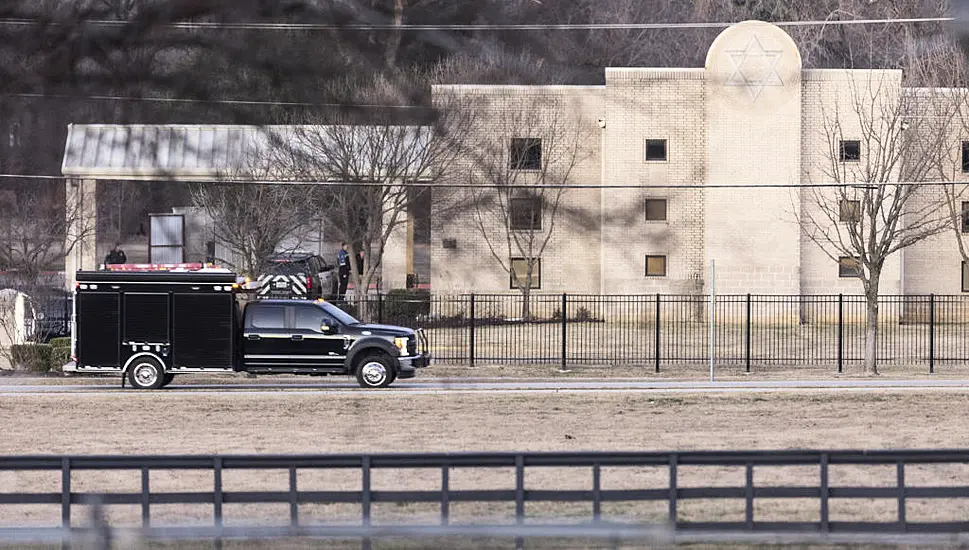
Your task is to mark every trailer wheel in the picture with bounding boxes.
[159,373,175,388]
[355,353,396,389]
[127,357,166,390]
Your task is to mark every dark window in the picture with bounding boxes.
[962,202,969,234]
[839,256,862,278]
[509,197,542,230]
[645,255,667,277]
[964,261,969,292]
[645,139,667,162]
[962,142,969,172]
[294,306,327,332]
[840,140,861,162]
[510,257,541,289]
[839,200,860,222]
[250,306,286,329]
[510,138,542,170]
[442,238,457,249]
[645,199,667,221]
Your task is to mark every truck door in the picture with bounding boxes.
[290,303,347,367]
[242,304,289,369]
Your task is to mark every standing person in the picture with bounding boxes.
[337,243,350,300]
[355,250,365,279]
[104,242,127,266]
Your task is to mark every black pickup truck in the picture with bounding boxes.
[66,270,429,389]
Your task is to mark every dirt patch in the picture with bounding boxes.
[0,390,966,454]
[2,391,968,532]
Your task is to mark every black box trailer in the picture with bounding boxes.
[67,270,429,389]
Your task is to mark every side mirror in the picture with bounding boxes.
[320,324,338,335]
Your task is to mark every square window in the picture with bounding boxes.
[509,197,542,230]
[645,139,667,162]
[838,256,862,278]
[963,261,969,292]
[645,199,667,222]
[962,142,969,173]
[645,255,667,277]
[840,140,861,162]
[962,202,969,234]
[510,257,541,289]
[510,138,542,170]
[839,200,860,223]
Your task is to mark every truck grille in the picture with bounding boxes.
[407,336,417,356]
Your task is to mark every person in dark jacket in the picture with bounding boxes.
[104,242,127,265]
[337,243,350,300]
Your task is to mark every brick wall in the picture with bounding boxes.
[430,86,604,294]
[429,21,969,297]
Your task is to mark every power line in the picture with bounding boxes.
[0,16,954,32]
[6,172,969,189]
[4,93,428,110]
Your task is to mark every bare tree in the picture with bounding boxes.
[267,104,467,309]
[0,182,91,286]
[464,99,587,320]
[191,143,313,278]
[190,181,308,279]
[799,73,964,374]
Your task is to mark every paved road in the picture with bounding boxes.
[3,378,969,396]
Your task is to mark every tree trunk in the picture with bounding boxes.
[521,286,531,322]
[864,290,879,375]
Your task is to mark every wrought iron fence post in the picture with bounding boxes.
[213,457,223,550]
[561,293,567,371]
[515,454,525,550]
[820,452,830,533]
[377,293,384,324]
[837,294,844,374]
[141,467,150,528]
[469,294,476,368]
[61,456,71,542]
[745,294,752,373]
[929,294,936,374]
[362,456,372,550]
[654,293,661,374]
[441,464,450,526]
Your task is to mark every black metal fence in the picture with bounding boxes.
[2,450,969,547]
[349,293,969,372]
[17,291,969,370]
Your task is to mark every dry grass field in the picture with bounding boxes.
[1,389,969,536]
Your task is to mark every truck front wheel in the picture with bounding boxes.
[160,373,175,388]
[355,353,396,389]
[127,357,166,390]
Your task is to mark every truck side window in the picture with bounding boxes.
[294,307,325,332]
[250,306,286,329]
[294,306,340,332]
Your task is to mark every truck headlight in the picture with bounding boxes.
[394,337,408,354]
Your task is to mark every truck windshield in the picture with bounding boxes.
[321,302,360,326]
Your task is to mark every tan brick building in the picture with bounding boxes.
[430,20,969,296]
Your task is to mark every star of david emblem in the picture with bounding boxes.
[725,35,784,101]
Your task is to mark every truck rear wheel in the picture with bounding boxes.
[127,357,166,390]
[355,353,396,389]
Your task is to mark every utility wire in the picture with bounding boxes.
[9,172,969,189]
[3,92,429,109]
[0,16,954,32]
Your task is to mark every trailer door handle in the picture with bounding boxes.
[247,334,260,341]
[291,335,303,341]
